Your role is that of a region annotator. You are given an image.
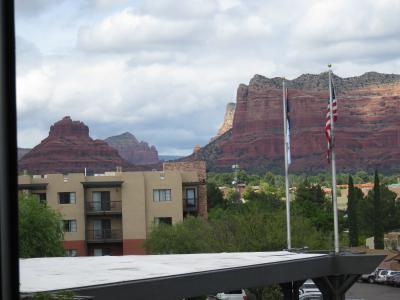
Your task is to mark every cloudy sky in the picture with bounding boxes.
[15,0,400,155]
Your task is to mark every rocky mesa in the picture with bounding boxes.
[184,72,400,173]
[19,116,132,174]
[105,132,159,165]
[210,102,236,141]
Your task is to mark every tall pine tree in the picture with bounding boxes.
[347,175,358,247]
[373,170,384,249]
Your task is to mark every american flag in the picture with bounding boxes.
[285,87,291,165]
[325,78,337,161]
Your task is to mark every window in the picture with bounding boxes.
[93,248,112,256]
[92,191,111,211]
[32,193,47,203]
[59,192,76,204]
[65,249,77,257]
[154,217,172,225]
[63,220,77,232]
[153,189,171,202]
[185,187,197,206]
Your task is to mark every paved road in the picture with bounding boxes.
[346,282,400,300]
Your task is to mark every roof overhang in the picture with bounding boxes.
[81,181,123,188]
[19,251,385,300]
[18,183,48,190]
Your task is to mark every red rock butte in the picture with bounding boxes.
[183,72,400,173]
[19,116,132,174]
[105,132,159,165]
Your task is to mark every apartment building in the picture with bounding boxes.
[18,161,207,256]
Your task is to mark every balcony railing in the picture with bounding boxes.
[183,197,198,212]
[86,229,122,242]
[86,201,122,214]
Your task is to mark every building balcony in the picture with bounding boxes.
[86,201,122,215]
[183,197,198,212]
[86,229,122,243]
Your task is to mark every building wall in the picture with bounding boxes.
[144,170,184,234]
[163,161,208,218]
[18,165,206,256]
[120,172,147,241]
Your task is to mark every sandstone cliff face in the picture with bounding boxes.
[19,117,131,174]
[213,103,236,140]
[105,132,159,165]
[184,72,400,173]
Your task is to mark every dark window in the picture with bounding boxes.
[92,191,111,210]
[155,217,172,225]
[63,220,77,232]
[102,248,112,256]
[65,249,77,257]
[153,189,172,202]
[33,193,47,203]
[59,192,76,204]
[185,187,196,206]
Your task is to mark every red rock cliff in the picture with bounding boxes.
[184,72,400,173]
[19,116,131,174]
[105,132,159,165]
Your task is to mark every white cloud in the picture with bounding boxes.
[142,0,219,19]
[78,9,208,51]
[289,0,400,65]
[15,0,400,154]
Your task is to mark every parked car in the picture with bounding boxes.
[299,280,322,299]
[206,290,247,300]
[385,272,400,286]
[300,280,321,294]
[375,269,400,284]
[360,271,376,283]
[375,269,389,283]
[392,274,400,287]
[299,292,323,300]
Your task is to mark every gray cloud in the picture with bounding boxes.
[15,0,400,155]
[15,0,61,16]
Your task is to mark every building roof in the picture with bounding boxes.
[21,251,324,293]
[19,251,386,300]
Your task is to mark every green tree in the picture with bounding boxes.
[225,189,241,205]
[146,199,330,255]
[373,170,384,249]
[19,194,65,258]
[207,182,225,210]
[293,180,333,233]
[347,175,358,246]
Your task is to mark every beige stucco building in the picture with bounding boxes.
[18,162,207,256]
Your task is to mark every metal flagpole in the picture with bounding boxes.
[328,65,340,253]
[282,79,291,250]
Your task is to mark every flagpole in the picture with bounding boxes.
[282,79,291,250]
[328,65,340,253]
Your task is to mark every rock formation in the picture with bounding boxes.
[184,72,400,173]
[211,103,236,141]
[105,132,159,165]
[18,116,132,174]
[18,148,31,160]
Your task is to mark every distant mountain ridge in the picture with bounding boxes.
[105,132,159,165]
[182,71,400,173]
[18,117,156,174]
